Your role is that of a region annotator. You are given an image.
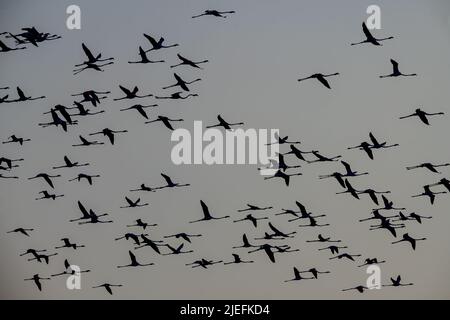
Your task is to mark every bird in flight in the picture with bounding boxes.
[298,72,339,89]
[24,274,50,291]
[143,34,179,52]
[145,115,184,131]
[192,10,236,19]
[379,59,417,78]
[351,22,394,46]
[89,128,128,145]
[92,283,123,295]
[190,200,230,223]
[399,108,444,125]
[128,46,165,64]
[170,54,209,69]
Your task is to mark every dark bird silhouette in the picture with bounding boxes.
[115,233,144,246]
[394,212,432,224]
[164,233,202,243]
[145,115,184,131]
[143,34,178,52]
[72,90,109,107]
[399,108,444,125]
[73,61,114,75]
[24,274,50,291]
[407,162,450,174]
[359,209,396,223]
[27,252,58,264]
[224,254,254,265]
[28,173,60,188]
[153,173,190,190]
[342,285,369,293]
[282,145,312,161]
[266,133,301,146]
[306,234,342,243]
[130,183,156,192]
[369,219,405,237]
[129,46,165,64]
[248,244,277,263]
[318,245,348,255]
[127,219,157,230]
[53,155,89,169]
[35,190,64,200]
[55,238,85,250]
[70,201,110,224]
[307,151,341,163]
[357,188,391,205]
[0,156,24,169]
[379,59,417,78]
[192,10,235,19]
[117,250,154,268]
[186,258,223,269]
[39,109,78,132]
[92,283,122,295]
[68,173,100,185]
[75,43,114,66]
[155,92,198,100]
[72,135,104,147]
[121,197,149,208]
[7,87,45,102]
[284,267,314,282]
[78,209,113,225]
[7,27,60,46]
[329,253,361,262]
[134,234,164,253]
[351,22,394,46]
[43,104,73,124]
[163,243,193,256]
[114,85,153,101]
[383,275,413,287]
[298,216,330,228]
[319,161,368,188]
[69,101,105,117]
[429,178,450,192]
[2,135,31,146]
[412,185,446,204]
[287,201,326,222]
[348,141,374,160]
[233,214,268,228]
[368,132,399,150]
[392,233,426,250]
[336,179,360,200]
[299,268,330,279]
[298,73,339,89]
[232,234,257,249]
[120,104,157,119]
[51,259,90,277]
[263,169,302,186]
[171,54,208,69]
[206,115,244,130]
[379,195,405,211]
[163,73,201,92]
[237,204,273,212]
[20,248,46,260]
[0,39,25,52]
[358,258,386,267]
[89,128,128,145]
[190,200,230,223]
[6,227,34,237]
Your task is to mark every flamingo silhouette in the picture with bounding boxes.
[155,92,198,100]
[379,59,417,78]
[412,185,446,205]
[145,115,184,131]
[164,233,202,243]
[233,214,268,228]
[127,219,158,230]
[406,162,450,174]
[171,54,208,69]
[24,274,50,291]
[307,151,341,163]
[120,197,149,208]
[223,254,253,265]
[358,258,386,267]
[72,135,104,147]
[263,169,302,186]
[7,87,45,102]
[152,173,190,190]
[28,173,61,188]
[351,22,394,46]
[68,173,100,185]
[232,234,257,249]
[163,73,201,92]
[143,34,178,52]
[399,108,444,125]
[189,200,230,223]
[192,10,235,19]
[51,259,90,277]
[35,190,64,200]
[72,90,109,107]
[392,233,426,250]
[206,115,244,130]
[53,155,89,169]
[306,234,342,243]
[298,73,339,89]
[120,104,157,119]
[129,46,164,64]
[2,135,31,146]
[117,251,154,268]
[114,85,153,101]
[74,43,114,67]
[89,128,128,145]
[163,244,193,256]
[284,267,314,282]
[6,227,34,237]
[383,275,413,287]
[237,204,273,212]
[55,238,85,250]
[93,283,122,295]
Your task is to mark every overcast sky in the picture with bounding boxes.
[1,0,450,299]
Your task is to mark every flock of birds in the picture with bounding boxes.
[1,9,447,297]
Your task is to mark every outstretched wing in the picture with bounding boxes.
[82,43,95,61]
[200,200,212,219]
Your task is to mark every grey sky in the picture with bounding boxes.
[1,0,450,299]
